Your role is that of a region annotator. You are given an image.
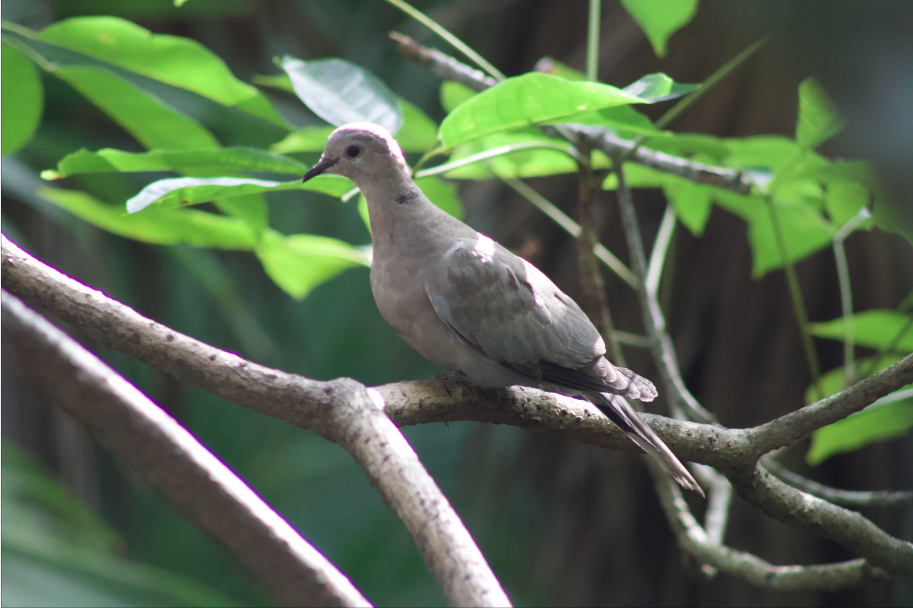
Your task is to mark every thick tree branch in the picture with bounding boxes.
[2,291,371,608]
[4,234,912,582]
[0,235,511,608]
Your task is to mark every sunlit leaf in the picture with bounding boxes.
[53,66,219,150]
[1,43,44,154]
[255,229,370,300]
[439,73,650,147]
[796,77,843,150]
[39,187,257,249]
[127,175,352,213]
[39,15,286,128]
[279,56,403,133]
[621,72,699,103]
[809,310,913,351]
[44,147,306,179]
[665,179,713,236]
[440,81,476,114]
[620,0,698,57]
[807,397,913,465]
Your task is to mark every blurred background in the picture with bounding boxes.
[2,1,912,606]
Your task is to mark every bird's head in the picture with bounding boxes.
[302,122,409,185]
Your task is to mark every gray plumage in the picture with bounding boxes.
[303,122,702,496]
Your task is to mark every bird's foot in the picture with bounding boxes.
[433,369,478,398]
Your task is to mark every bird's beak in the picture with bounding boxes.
[302,156,338,182]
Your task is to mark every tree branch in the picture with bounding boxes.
[0,234,511,608]
[651,464,889,590]
[4,233,912,582]
[762,457,913,508]
[2,291,371,608]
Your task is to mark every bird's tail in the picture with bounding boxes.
[590,392,704,497]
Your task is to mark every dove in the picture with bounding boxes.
[303,122,702,495]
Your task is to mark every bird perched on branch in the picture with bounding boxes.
[303,122,703,496]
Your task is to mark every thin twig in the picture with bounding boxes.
[762,457,913,508]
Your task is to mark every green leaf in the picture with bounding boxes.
[807,397,913,465]
[1,43,44,154]
[439,73,650,147]
[396,98,440,152]
[415,176,463,219]
[809,310,913,351]
[620,0,698,57]
[440,81,476,113]
[39,15,286,128]
[444,131,588,180]
[270,127,336,154]
[126,175,352,213]
[44,147,307,179]
[213,194,269,233]
[271,99,437,154]
[621,72,699,103]
[552,105,658,136]
[665,179,713,236]
[53,66,219,150]
[826,181,870,228]
[279,56,403,133]
[804,355,902,405]
[713,191,834,278]
[796,77,843,150]
[39,187,257,249]
[534,57,586,81]
[255,229,370,300]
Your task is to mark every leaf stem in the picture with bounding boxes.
[765,196,823,399]
[586,0,601,82]
[384,0,506,82]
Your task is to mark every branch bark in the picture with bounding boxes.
[1,234,511,608]
[4,233,912,584]
[2,291,371,608]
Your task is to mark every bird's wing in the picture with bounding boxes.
[424,234,605,375]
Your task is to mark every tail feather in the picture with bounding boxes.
[590,392,704,497]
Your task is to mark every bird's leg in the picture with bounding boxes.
[433,369,478,398]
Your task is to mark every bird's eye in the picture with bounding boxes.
[345,145,362,159]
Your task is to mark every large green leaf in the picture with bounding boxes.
[807,397,913,465]
[53,66,219,150]
[795,77,843,150]
[279,56,403,133]
[714,191,834,278]
[620,0,698,57]
[809,310,913,351]
[40,187,257,249]
[271,98,437,154]
[664,178,713,236]
[439,73,649,147]
[44,147,306,179]
[255,229,370,300]
[39,15,286,128]
[126,175,352,213]
[1,43,44,154]
[443,131,596,180]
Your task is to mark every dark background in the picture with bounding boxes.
[3,1,912,606]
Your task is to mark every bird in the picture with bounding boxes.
[303,122,703,496]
